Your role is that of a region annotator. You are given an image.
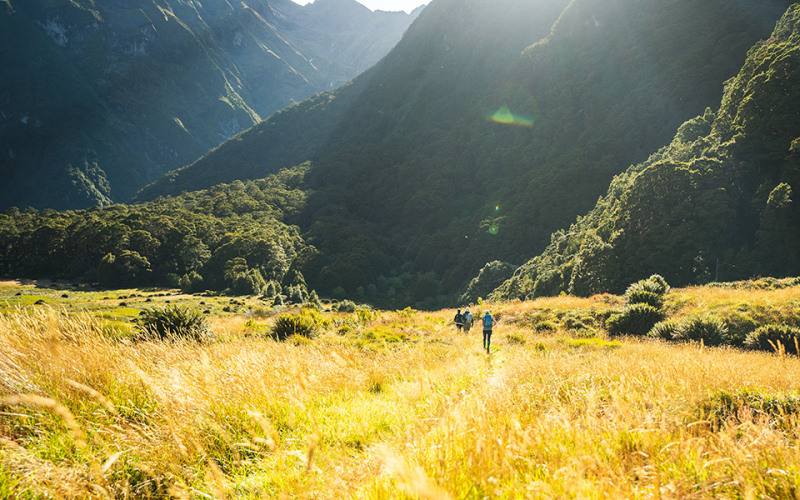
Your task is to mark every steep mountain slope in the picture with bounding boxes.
[139,0,794,306]
[492,3,800,300]
[0,0,417,209]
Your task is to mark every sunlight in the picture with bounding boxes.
[488,105,534,127]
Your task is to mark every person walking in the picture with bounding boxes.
[482,310,497,353]
[462,308,473,332]
[454,309,464,331]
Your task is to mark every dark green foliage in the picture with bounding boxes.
[673,316,729,346]
[626,290,663,309]
[135,305,210,342]
[698,389,800,429]
[606,304,664,336]
[180,271,204,294]
[493,4,800,300]
[138,0,789,306]
[745,324,800,354]
[625,275,670,297]
[0,173,315,298]
[647,320,681,341]
[459,261,516,305]
[270,314,316,341]
[336,300,357,313]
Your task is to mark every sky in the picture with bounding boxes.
[291,0,430,13]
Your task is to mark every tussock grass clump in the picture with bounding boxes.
[647,319,681,340]
[672,315,729,346]
[745,324,800,354]
[135,304,211,342]
[626,289,664,309]
[270,313,316,341]
[606,303,664,336]
[625,274,670,296]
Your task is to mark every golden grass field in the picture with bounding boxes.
[2,280,800,499]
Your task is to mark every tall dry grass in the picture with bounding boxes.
[1,297,800,499]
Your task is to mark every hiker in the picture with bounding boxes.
[462,308,473,331]
[482,310,497,353]
[454,309,464,331]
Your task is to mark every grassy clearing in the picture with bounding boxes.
[2,281,800,498]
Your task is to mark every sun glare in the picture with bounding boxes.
[488,105,534,127]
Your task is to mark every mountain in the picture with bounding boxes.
[137,0,795,306]
[0,0,418,210]
[491,3,800,301]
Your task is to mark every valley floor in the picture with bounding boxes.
[1,283,800,498]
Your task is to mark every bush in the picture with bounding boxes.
[606,303,664,336]
[627,289,663,309]
[721,312,759,348]
[270,314,316,341]
[180,271,204,294]
[673,315,729,346]
[648,320,680,340]
[625,274,670,297]
[135,305,211,342]
[336,300,357,313]
[745,324,800,354]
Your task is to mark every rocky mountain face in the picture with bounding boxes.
[0,0,418,209]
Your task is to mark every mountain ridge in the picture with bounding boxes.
[0,0,418,209]
[137,0,795,305]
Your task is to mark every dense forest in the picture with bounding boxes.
[0,169,315,303]
[492,3,800,300]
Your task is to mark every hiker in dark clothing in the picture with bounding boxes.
[482,310,497,353]
[462,308,473,331]
[454,309,464,331]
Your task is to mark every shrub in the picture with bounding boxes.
[625,274,670,297]
[135,305,211,342]
[673,315,729,346]
[270,314,316,341]
[648,320,680,340]
[534,320,557,332]
[606,303,664,336]
[180,271,204,294]
[721,312,759,348]
[336,300,357,313]
[745,324,800,354]
[505,332,526,345]
[626,289,663,309]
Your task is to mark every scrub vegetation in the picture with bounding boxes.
[2,279,800,498]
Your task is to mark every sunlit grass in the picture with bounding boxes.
[2,282,800,498]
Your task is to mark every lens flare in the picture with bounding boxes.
[488,105,533,127]
[488,225,499,235]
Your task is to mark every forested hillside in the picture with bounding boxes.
[0,0,417,210]
[138,0,794,306]
[491,3,800,301]
[0,168,316,302]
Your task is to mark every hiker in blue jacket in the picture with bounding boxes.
[482,310,497,353]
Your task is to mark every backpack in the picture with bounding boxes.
[484,315,492,327]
